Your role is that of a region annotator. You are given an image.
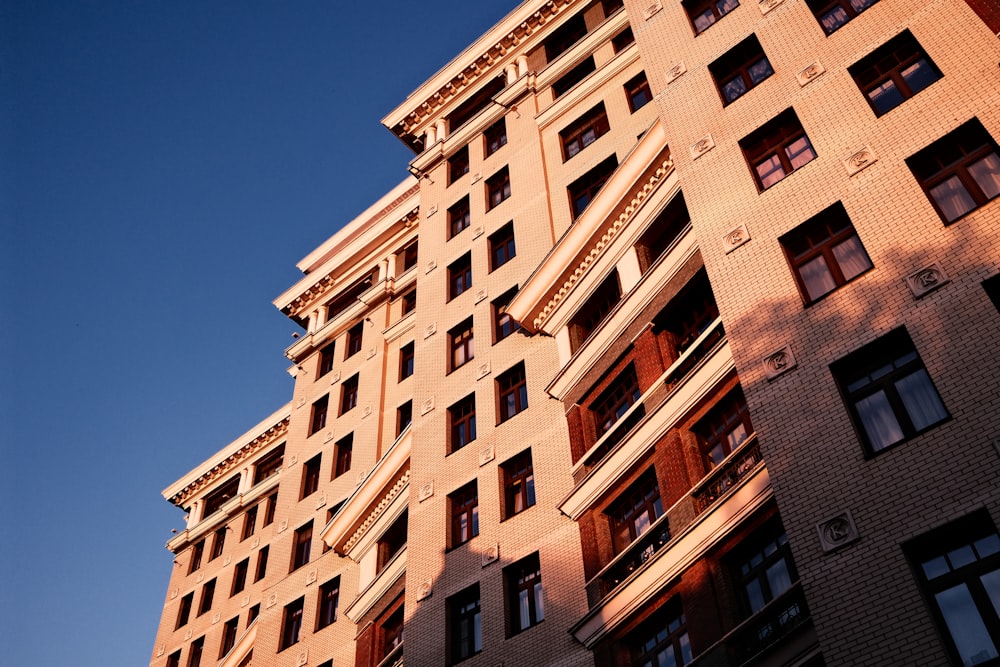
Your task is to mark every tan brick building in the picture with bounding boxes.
[149,1,1000,666]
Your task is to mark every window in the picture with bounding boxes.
[984,274,1000,313]
[603,0,625,17]
[280,597,305,651]
[592,365,641,438]
[255,546,269,582]
[488,222,516,271]
[247,603,260,625]
[231,558,249,596]
[627,597,692,667]
[506,553,544,634]
[449,146,470,185]
[253,445,284,485]
[612,26,634,53]
[740,109,816,191]
[624,71,653,112]
[449,318,475,372]
[449,585,482,663]
[733,520,797,616]
[781,202,873,304]
[401,241,418,272]
[309,395,329,436]
[484,117,507,156]
[552,56,596,98]
[346,321,364,358]
[379,601,405,663]
[377,510,408,573]
[187,637,204,667]
[401,288,417,316]
[907,118,1000,224]
[450,481,479,547]
[545,12,586,62]
[176,592,193,629]
[448,253,473,301]
[449,196,471,238]
[492,287,521,343]
[502,449,535,518]
[696,387,754,469]
[188,540,205,575]
[904,510,1000,667]
[397,401,413,436]
[486,167,511,210]
[301,454,321,499]
[654,269,721,360]
[709,34,773,105]
[849,31,941,116]
[448,75,505,133]
[241,505,257,541]
[449,394,477,452]
[340,374,359,414]
[560,103,611,161]
[219,617,239,658]
[197,579,216,616]
[323,505,340,554]
[318,342,336,379]
[636,192,691,271]
[568,270,621,350]
[568,154,618,219]
[203,476,240,517]
[399,342,414,380]
[806,0,880,35]
[684,0,739,33]
[334,434,353,478]
[325,270,376,323]
[831,328,949,454]
[316,576,340,631]
[166,650,181,667]
[290,521,313,572]
[607,469,664,554]
[262,492,277,527]
[497,362,528,423]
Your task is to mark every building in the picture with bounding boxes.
[149,1,1000,666]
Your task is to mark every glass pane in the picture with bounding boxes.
[935,583,999,665]
[901,58,939,96]
[982,568,1000,618]
[976,534,1000,558]
[832,236,873,282]
[756,154,786,189]
[969,152,1000,200]
[852,0,878,9]
[820,7,848,34]
[519,590,530,630]
[693,10,715,33]
[658,648,678,667]
[786,136,817,170]
[948,545,978,570]
[855,389,904,451]
[799,254,837,301]
[722,77,747,103]
[868,79,905,115]
[534,581,545,622]
[717,0,739,13]
[748,58,773,85]
[929,175,976,222]
[922,555,950,580]
[726,423,749,450]
[896,369,948,431]
[745,578,766,614]
[634,510,652,537]
[766,558,793,599]
[680,631,693,665]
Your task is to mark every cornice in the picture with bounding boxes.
[343,470,410,555]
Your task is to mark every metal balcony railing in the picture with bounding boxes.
[376,642,403,667]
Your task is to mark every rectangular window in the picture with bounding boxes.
[733,520,797,617]
[188,540,205,575]
[176,592,193,629]
[806,0,880,35]
[230,558,249,597]
[492,287,521,343]
[486,166,511,210]
[401,241,418,272]
[684,0,739,34]
[247,603,260,625]
[497,362,528,423]
[346,321,364,358]
[906,118,1000,224]
[241,505,258,541]
[904,509,1000,667]
[219,617,239,659]
[449,394,477,453]
[197,579,216,616]
[449,196,471,238]
[627,597,692,667]
[310,395,329,436]
[568,270,621,350]
[449,584,482,663]
[166,650,181,667]
[290,521,313,572]
[301,454,321,499]
[253,445,284,485]
[552,56,596,98]
[323,505,340,554]
[502,449,536,518]
[450,481,479,547]
[262,492,278,527]
[850,31,941,116]
[203,476,240,517]
[280,597,305,651]
[740,108,816,191]
[545,12,587,62]
[448,75,505,133]
[334,434,353,478]
[624,71,653,112]
[316,576,340,631]
[591,364,641,438]
[612,26,634,53]
[448,253,473,301]
[607,469,664,554]
[984,274,1000,313]
[560,103,611,161]
[709,34,773,105]
[397,401,413,436]
[831,328,949,454]
[449,318,475,372]
[318,342,336,379]
[603,0,625,17]
[636,193,691,272]
[449,146,470,185]
[653,268,721,365]
[484,117,508,157]
[781,202,873,304]
[379,601,405,664]
[401,288,417,316]
[696,386,754,469]
[377,511,408,574]
[505,552,544,634]
[399,341,415,380]
[255,546,269,582]
[325,270,376,323]
[488,222,516,271]
[187,637,204,667]
[568,154,618,219]
[340,374,359,415]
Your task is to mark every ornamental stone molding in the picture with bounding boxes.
[642,1,663,19]
[475,287,488,303]
[844,145,878,176]
[759,0,785,15]
[417,580,433,601]
[296,649,308,666]
[421,397,435,415]
[723,223,751,254]
[762,345,797,380]
[424,322,437,339]
[482,544,500,567]
[343,470,411,554]
[425,259,437,274]
[905,262,950,298]
[690,134,715,160]
[266,593,277,608]
[665,62,687,85]
[796,61,826,86]
[532,158,674,330]
[476,361,491,380]
[479,444,496,467]
[418,481,434,502]
[816,510,860,553]
[306,569,317,585]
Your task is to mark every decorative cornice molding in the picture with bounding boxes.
[532,158,674,331]
[343,470,411,554]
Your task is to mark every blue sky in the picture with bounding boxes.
[1,2,516,664]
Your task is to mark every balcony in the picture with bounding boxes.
[376,643,403,667]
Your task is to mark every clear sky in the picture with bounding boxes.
[1,2,517,664]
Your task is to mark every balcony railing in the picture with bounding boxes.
[376,642,403,667]
[692,435,763,513]
[592,516,671,603]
